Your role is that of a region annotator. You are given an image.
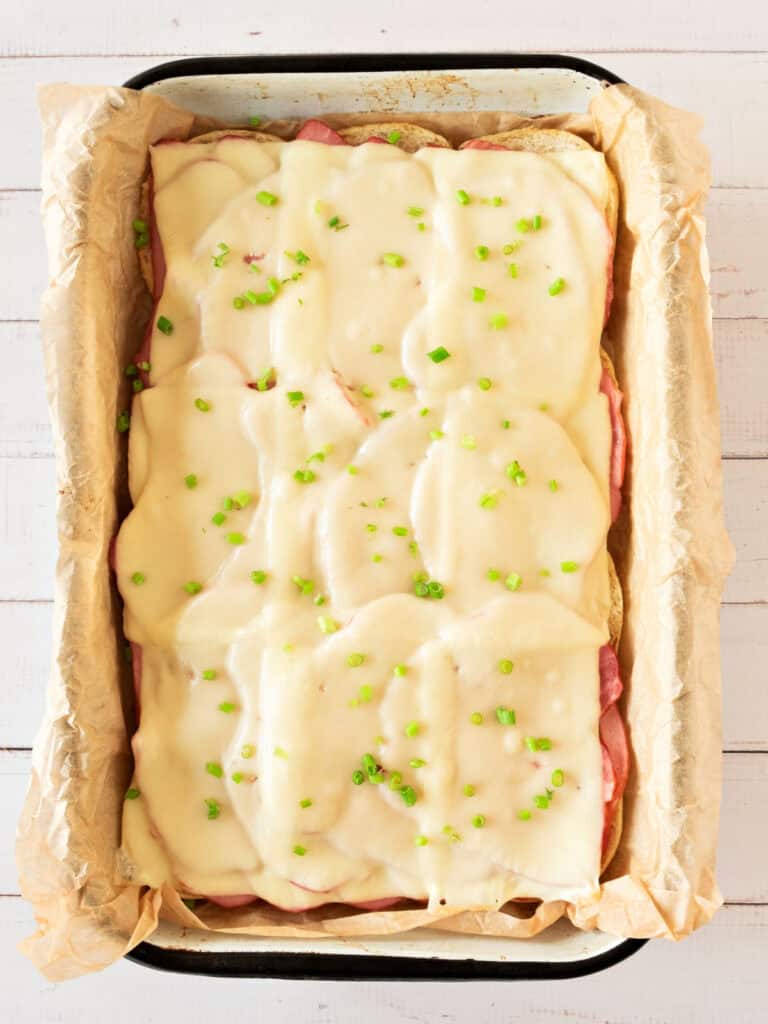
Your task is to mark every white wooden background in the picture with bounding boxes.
[2,3,767,1020]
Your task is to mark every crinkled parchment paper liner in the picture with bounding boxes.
[17,82,733,979]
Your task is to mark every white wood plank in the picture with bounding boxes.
[1,602,764,751]
[0,456,759,602]
[3,749,766,902]
[2,185,767,323]
[2,2,766,59]
[1,53,767,190]
[0,323,50,459]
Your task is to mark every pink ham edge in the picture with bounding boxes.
[600,367,626,522]
[295,119,347,145]
[599,645,629,854]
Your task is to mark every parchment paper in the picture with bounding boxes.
[17,81,734,979]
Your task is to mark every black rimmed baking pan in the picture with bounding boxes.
[123,52,644,981]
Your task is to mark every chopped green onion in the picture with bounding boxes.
[525,736,538,753]
[427,346,451,363]
[387,130,402,144]
[241,744,256,759]
[409,758,426,769]
[463,784,476,797]
[388,771,403,791]
[470,712,483,726]
[206,761,223,778]
[548,479,559,492]
[404,720,420,738]
[471,286,486,303]
[461,435,477,451]
[132,379,144,394]
[516,218,531,234]
[479,490,502,510]
[248,115,262,127]
[379,409,395,419]
[389,376,410,390]
[117,410,131,433]
[498,659,514,675]
[131,571,145,586]
[505,573,522,592]
[233,296,245,309]
[226,532,245,545]
[156,315,173,336]
[347,465,359,475]
[352,769,366,785]
[414,835,429,846]
[507,262,518,278]
[300,797,313,808]
[538,737,552,750]
[293,844,307,856]
[218,701,236,713]
[366,524,377,533]
[232,490,252,509]
[132,218,147,233]
[501,419,511,429]
[456,189,471,205]
[506,460,527,486]
[392,526,408,537]
[428,581,444,599]
[184,473,198,489]
[533,795,549,810]
[382,252,405,268]
[489,313,508,329]
[429,429,444,441]
[539,568,551,578]
[492,196,503,206]
[317,615,339,635]
[372,553,383,563]
[560,561,580,573]
[552,769,565,788]
[211,512,226,526]
[347,652,365,668]
[274,746,288,759]
[487,568,500,581]
[184,581,202,595]
[371,343,384,354]
[408,206,425,219]
[442,825,461,842]
[194,398,210,412]
[231,772,244,784]
[503,242,519,255]
[256,191,278,206]
[417,222,426,232]
[549,277,565,296]
[202,669,217,681]
[495,706,516,726]
[419,407,430,417]
[292,575,314,595]
[471,814,486,828]
[205,798,221,820]
[477,377,492,391]
[293,468,316,484]
[393,664,408,677]
[124,364,138,377]
[474,245,489,261]
[517,809,532,821]
[532,214,542,230]
[286,249,310,265]
[400,785,417,807]
[124,787,140,800]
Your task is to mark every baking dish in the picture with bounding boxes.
[117,51,647,981]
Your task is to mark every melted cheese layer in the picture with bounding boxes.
[119,137,613,909]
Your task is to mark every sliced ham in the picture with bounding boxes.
[205,893,259,909]
[598,644,629,854]
[600,368,626,522]
[295,119,346,146]
[460,139,507,151]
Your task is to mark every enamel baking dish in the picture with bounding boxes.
[122,52,645,981]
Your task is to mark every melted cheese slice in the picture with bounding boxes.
[119,136,614,909]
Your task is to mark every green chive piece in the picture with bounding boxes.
[194,398,210,412]
[379,409,395,419]
[461,435,477,450]
[533,214,542,230]
[549,479,559,492]
[233,490,252,509]
[503,242,519,255]
[560,561,580,573]
[361,385,375,398]
[347,652,365,668]
[358,684,373,703]
[226,532,246,546]
[300,797,313,808]
[552,769,565,788]
[314,594,326,606]
[474,245,489,261]
[206,761,223,778]
[539,568,551,578]
[414,580,429,598]
[472,814,486,829]
[347,465,359,475]
[456,189,471,205]
[205,798,221,820]
[293,468,316,484]
[211,512,226,526]
[517,809,532,821]
[184,473,198,489]
[408,758,426,769]
[117,410,131,433]
[366,523,377,533]
[470,712,483,726]
[202,669,217,681]
[420,407,430,417]
[156,315,173,336]
[221,498,233,512]
[492,196,503,206]
[502,419,511,429]
[372,553,383,563]
[293,845,307,856]
[533,795,550,810]
[487,568,500,581]
[525,736,539,753]
[125,787,140,800]
[429,429,444,441]
[516,218,532,234]
[274,746,288,759]
[479,491,502,510]
[131,571,145,586]
[549,277,565,296]
[248,115,261,127]
[489,313,508,329]
[498,659,514,675]
[382,252,405,268]
[124,364,138,377]
[477,377,492,391]
[393,664,407,677]
[389,376,410,390]
[371,343,384,354]
[132,218,147,233]
[286,249,310,265]
[231,772,244,784]
[184,581,202,595]
[506,460,527,486]
[505,572,522,592]
[428,581,444,599]
[427,346,451,363]
[233,296,245,309]
[292,575,314,595]
[392,526,408,537]
[414,835,429,846]
[317,615,339,635]
[400,785,417,807]
[256,191,278,206]
[538,737,552,750]
[388,771,403,791]
[407,206,424,218]
[404,720,420,738]
[463,784,476,797]
[387,130,402,144]
[495,706,516,726]
[472,286,486,303]
[352,769,366,785]
[417,222,426,231]
[508,262,518,278]
[241,744,256,759]
[218,701,236,713]
[132,379,144,394]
